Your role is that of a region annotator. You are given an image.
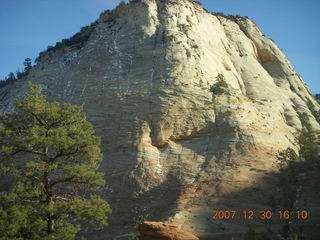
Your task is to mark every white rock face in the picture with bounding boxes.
[1,0,319,239]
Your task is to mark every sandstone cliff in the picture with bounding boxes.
[1,0,319,239]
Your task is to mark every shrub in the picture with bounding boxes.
[190,0,202,6]
[306,99,320,123]
[212,12,248,21]
[0,70,27,88]
[244,229,269,240]
[210,73,228,94]
[0,58,33,88]
[36,20,98,62]
[276,113,319,238]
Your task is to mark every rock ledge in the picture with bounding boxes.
[138,221,199,240]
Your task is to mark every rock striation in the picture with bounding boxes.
[1,0,319,239]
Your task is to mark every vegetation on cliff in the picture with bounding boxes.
[276,112,319,239]
[315,94,320,104]
[0,83,111,239]
[211,12,249,20]
[210,73,228,95]
[306,98,320,123]
[36,21,98,62]
[0,58,33,88]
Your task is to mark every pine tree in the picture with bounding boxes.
[210,73,228,94]
[23,58,32,74]
[296,112,319,168]
[276,113,319,239]
[7,72,16,82]
[0,83,111,240]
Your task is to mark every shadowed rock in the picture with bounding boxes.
[139,221,199,240]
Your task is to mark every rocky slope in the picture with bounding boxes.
[1,0,319,239]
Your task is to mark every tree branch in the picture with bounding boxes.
[50,176,76,188]
[50,176,90,188]
[54,196,72,201]
[50,149,79,162]
[30,112,47,127]
[49,120,78,129]
[13,148,46,157]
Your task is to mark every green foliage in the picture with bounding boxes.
[212,12,248,20]
[0,72,17,88]
[16,70,26,80]
[100,1,127,23]
[296,112,319,168]
[276,113,319,208]
[190,0,202,6]
[277,112,319,172]
[128,213,149,240]
[0,58,33,88]
[210,73,228,94]
[133,213,149,229]
[244,229,269,240]
[0,201,46,240]
[276,113,319,238]
[306,99,320,124]
[23,58,32,74]
[0,83,111,239]
[37,21,98,60]
[276,148,301,208]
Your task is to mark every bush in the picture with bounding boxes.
[36,20,98,62]
[0,73,17,88]
[306,99,320,123]
[190,0,202,5]
[210,73,228,94]
[212,12,247,20]
[276,113,319,238]
[244,229,269,240]
[0,69,29,88]
[0,58,33,88]
[128,213,149,240]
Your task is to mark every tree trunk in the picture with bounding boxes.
[44,169,54,236]
[47,216,55,235]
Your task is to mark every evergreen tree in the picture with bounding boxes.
[210,73,228,94]
[0,83,111,240]
[276,113,319,239]
[23,58,32,74]
[296,112,319,167]
[7,72,16,82]
[16,69,25,80]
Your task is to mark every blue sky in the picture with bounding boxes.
[0,0,319,93]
